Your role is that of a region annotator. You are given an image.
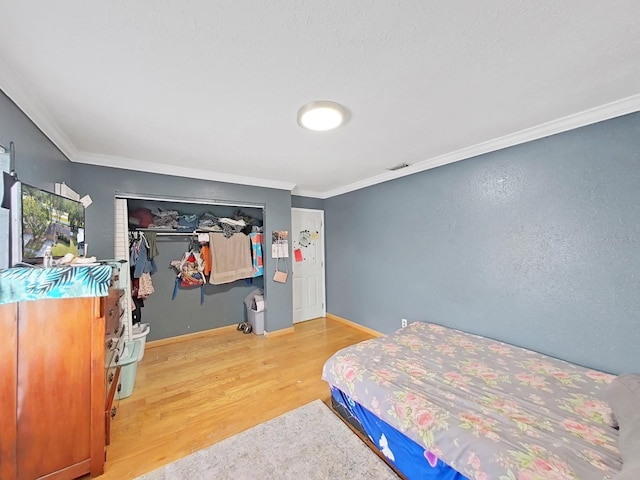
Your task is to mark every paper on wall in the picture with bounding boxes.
[272,242,289,258]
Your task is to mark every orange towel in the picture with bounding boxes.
[201,244,212,276]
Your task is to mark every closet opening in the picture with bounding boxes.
[114,193,266,343]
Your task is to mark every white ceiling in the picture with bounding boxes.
[1,1,639,198]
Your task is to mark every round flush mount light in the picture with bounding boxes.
[297,101,348,131]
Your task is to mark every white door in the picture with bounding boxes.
[291,208,325,323]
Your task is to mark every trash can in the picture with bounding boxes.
[243,288,265,335]
[116,340,141,400]
[247,308,265,335]
[131,322,150,361]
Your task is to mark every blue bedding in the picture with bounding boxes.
[331,387,468,480]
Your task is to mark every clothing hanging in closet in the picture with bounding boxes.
[208,232,254,285]
[129,231,158,323]
[249,232,264,277]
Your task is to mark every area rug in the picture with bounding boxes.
[135,399,398,480]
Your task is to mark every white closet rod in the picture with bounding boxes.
[140,231,199,236]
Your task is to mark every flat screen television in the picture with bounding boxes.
[20,183,85,263]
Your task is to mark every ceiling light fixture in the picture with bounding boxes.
[297,101,348,131]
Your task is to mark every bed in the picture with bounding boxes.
[322,322,638,480]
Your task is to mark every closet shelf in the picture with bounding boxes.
[129,228,262,235]
[130,228,258,236]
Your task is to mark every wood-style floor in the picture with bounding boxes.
[96,317,376,479]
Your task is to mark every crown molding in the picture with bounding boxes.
[74,151,297,191]
[291,188,327,198]
[0,58,295,191]
[0,55,79,161]
[322,93,640,199]
[2,52,639,198]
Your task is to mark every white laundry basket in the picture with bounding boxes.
[131,323,150,361]
[116,340,141,399]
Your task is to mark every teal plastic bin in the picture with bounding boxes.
[116,339,141,399]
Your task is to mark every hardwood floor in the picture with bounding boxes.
[96,317,376,479]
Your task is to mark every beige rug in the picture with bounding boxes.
[135,399,398,480]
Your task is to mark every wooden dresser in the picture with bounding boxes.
[104,287,126,446]
[0,264,122,480]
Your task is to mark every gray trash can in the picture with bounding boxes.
[247,308,265,335]
[243,288,265,335]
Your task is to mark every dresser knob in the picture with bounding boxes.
[111,407,117,418]
[117,383,122,393]
[108,372,114,383]
[115,354,120,363]
[107,339,114,349]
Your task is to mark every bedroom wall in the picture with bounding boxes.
[0,90,76,268]
[70,163,292,339]
[325,111,640,375]
[0,91,74,191]
[0,90,293,339]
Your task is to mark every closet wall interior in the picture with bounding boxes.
[119,196,265,342]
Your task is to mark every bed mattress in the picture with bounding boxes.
[331,386,468,480]
[322,322,622,480]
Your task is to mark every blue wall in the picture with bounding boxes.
[5,85,640,370]
[1,90,293,339]
[0,91,74,190]
[292,195,324,210]
[1,90,76,268]
[70,163,292,339]
[325,112,640,374]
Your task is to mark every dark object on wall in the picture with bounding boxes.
[1,141,17,209]
[2,171,16,209]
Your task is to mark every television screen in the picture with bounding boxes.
[21,183,85,262]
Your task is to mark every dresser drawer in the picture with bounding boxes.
[104,365,122,446]
[104,289,123,337]
[105,365,120,403]
[103,283,125,448]
[105,326,125,369]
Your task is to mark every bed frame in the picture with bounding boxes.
[329,395,408,480]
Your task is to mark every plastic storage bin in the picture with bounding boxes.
[131,323,150,361]
[116,339,141,400]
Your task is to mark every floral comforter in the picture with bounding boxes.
[322,322,622,480]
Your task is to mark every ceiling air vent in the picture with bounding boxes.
[387,163,411,171]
